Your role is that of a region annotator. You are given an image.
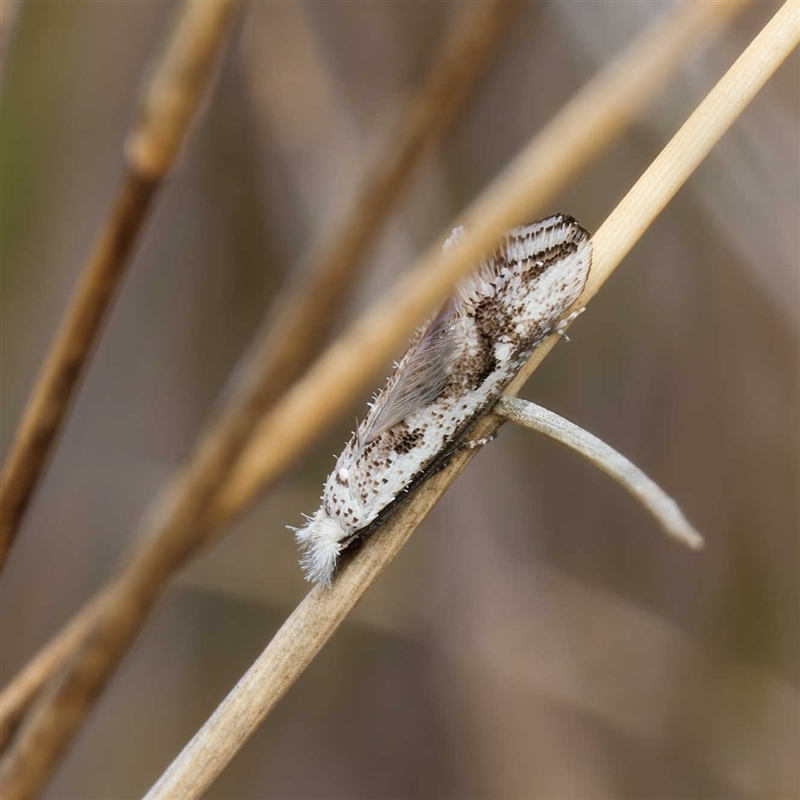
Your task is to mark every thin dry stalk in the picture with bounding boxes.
[0,173,156,569]
[0,590,111,752]
[494,396,703,549]
[0,0,239,572]
[142,5,799,796]
[0,0,749,767]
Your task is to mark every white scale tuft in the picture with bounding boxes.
[294,214,592,586]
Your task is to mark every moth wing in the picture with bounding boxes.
[362,306,459,445]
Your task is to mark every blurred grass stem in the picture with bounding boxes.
[143,2,798,798]
[0,0,238,573]
[0,591,110,751]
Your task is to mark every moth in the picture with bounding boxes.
[294,214,592,586]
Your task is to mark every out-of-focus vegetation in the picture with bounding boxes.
[1,2,797,798]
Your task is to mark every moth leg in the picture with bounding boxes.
[462,432,497,450]
[555,307,585,342]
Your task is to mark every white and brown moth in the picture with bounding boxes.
[294,214,592,586]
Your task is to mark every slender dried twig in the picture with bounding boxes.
[0,177,156,568]
[142,5,799,796]
[0,590,110,752]
[0,0,749,764]
[0,0,239,573]
[494,396,704,549]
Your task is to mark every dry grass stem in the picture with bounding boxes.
[495,396,704,549]
[0,172,156,571]
[0,0,751,775]
[0,0,239,573]
[124,0,239,178]
[0,591,111,753]
[142,5,799,796]
[143,466,461,800]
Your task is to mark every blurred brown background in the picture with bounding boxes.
[1,1,797,798]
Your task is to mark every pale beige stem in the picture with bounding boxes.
[142,5,799,798]
[494,396,704,549]
[0,591,110,752]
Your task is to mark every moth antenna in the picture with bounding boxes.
[355,417,364,451]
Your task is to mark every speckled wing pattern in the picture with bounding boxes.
[294,214,592,586]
